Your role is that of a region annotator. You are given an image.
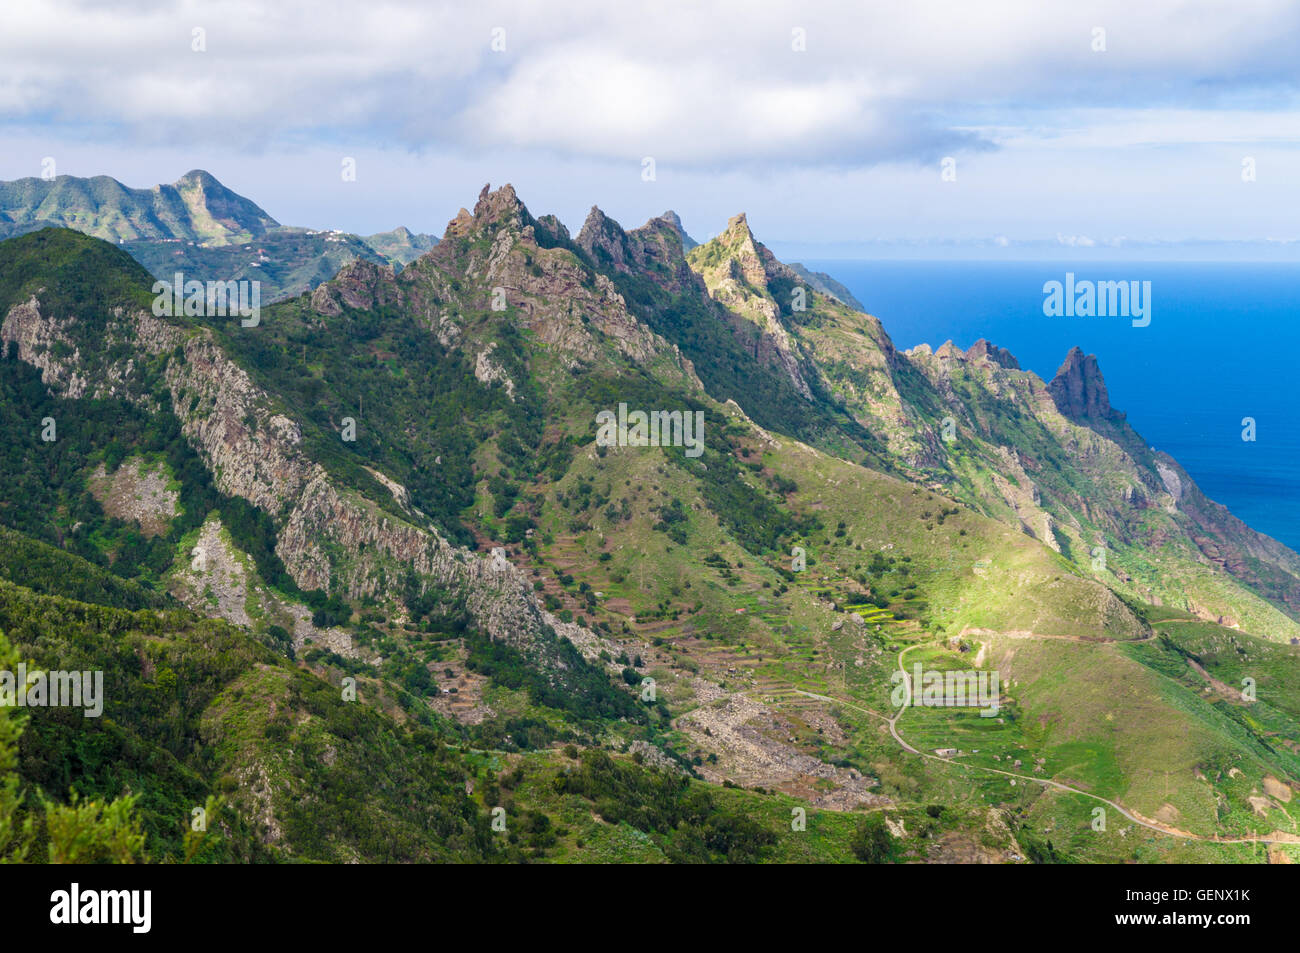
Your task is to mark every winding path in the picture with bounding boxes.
[790,636,1298,847]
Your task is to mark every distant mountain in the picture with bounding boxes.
[0,170,278,246]
[0,170,440,303]
[124,228,392,303]
[363,226,439,267]
[787,262,865,311]
[659,210,698,250]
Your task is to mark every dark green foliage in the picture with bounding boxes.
[469,716,559,752]
[575,374,817,554]
[0,228,153,322]
[464,632,644,726]
[555,750,776,862]
[0,579,497,863]
[850,813,893,863]
[211,290,554,551]
[264,670,497,862]
[1,581,273,861]
[652,498,689,544]
[0,528,166,611]
[0,346,298,600]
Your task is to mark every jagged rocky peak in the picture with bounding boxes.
[966,338,1021,370]
[935,340,963,360]
[719,211,755,247]
[534,214,569,244]
[575,205,630,264]
[575,205,697,283]
[473,182,525,224]
[659,210,698,249]
[444,182,527,239]
[692,211,795,291]
[1048,346,1120,422]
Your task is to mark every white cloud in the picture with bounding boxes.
[1,0,1298,166]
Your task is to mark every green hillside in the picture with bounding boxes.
[1,186,1298,865]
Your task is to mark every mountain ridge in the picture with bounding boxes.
[3,179,1300,864]
[0,170,439,302]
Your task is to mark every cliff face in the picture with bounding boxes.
[686,213,816,400]
[1047,346,1121,424]
[966,338,1021,371]
[0,296,93,398]
[1,289,563,657]
[576,206,701,297]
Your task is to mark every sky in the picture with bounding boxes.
[2,0,1299,257]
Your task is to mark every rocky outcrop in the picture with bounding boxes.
[1,296,92,397]
[659,210,698,250]
[409,185,683,372]
[276,470,546,648]
[966,338,1021,370]
[1048,347,1121,424]
[576,206,701,297]
[687,213,816,400]
[473,342,517,400]
[1,292,573,655]
[310,259,400,315]
[87,457,179,537]
[575,206,634,270]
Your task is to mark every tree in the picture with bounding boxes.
[851,813,893,863]
[0,629,31,861]
[0,627,147,864]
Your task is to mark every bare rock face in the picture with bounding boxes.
[687,213,815,400]
[2,292,568,655]
[534,214,569,244]
[576,206,702,298]
[1,296,91,397]
[677,692,887,810]
[1048,347,1120,423]
[310,259,399,316]
[275,470,546,650]
[473,342,517,400]
[470,181,526,231]
[413,185,674,370]
[575,206,631,269]
[87,457,179,536]
[966,338,1021,370]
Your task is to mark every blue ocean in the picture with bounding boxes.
[805,261,1300,553]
